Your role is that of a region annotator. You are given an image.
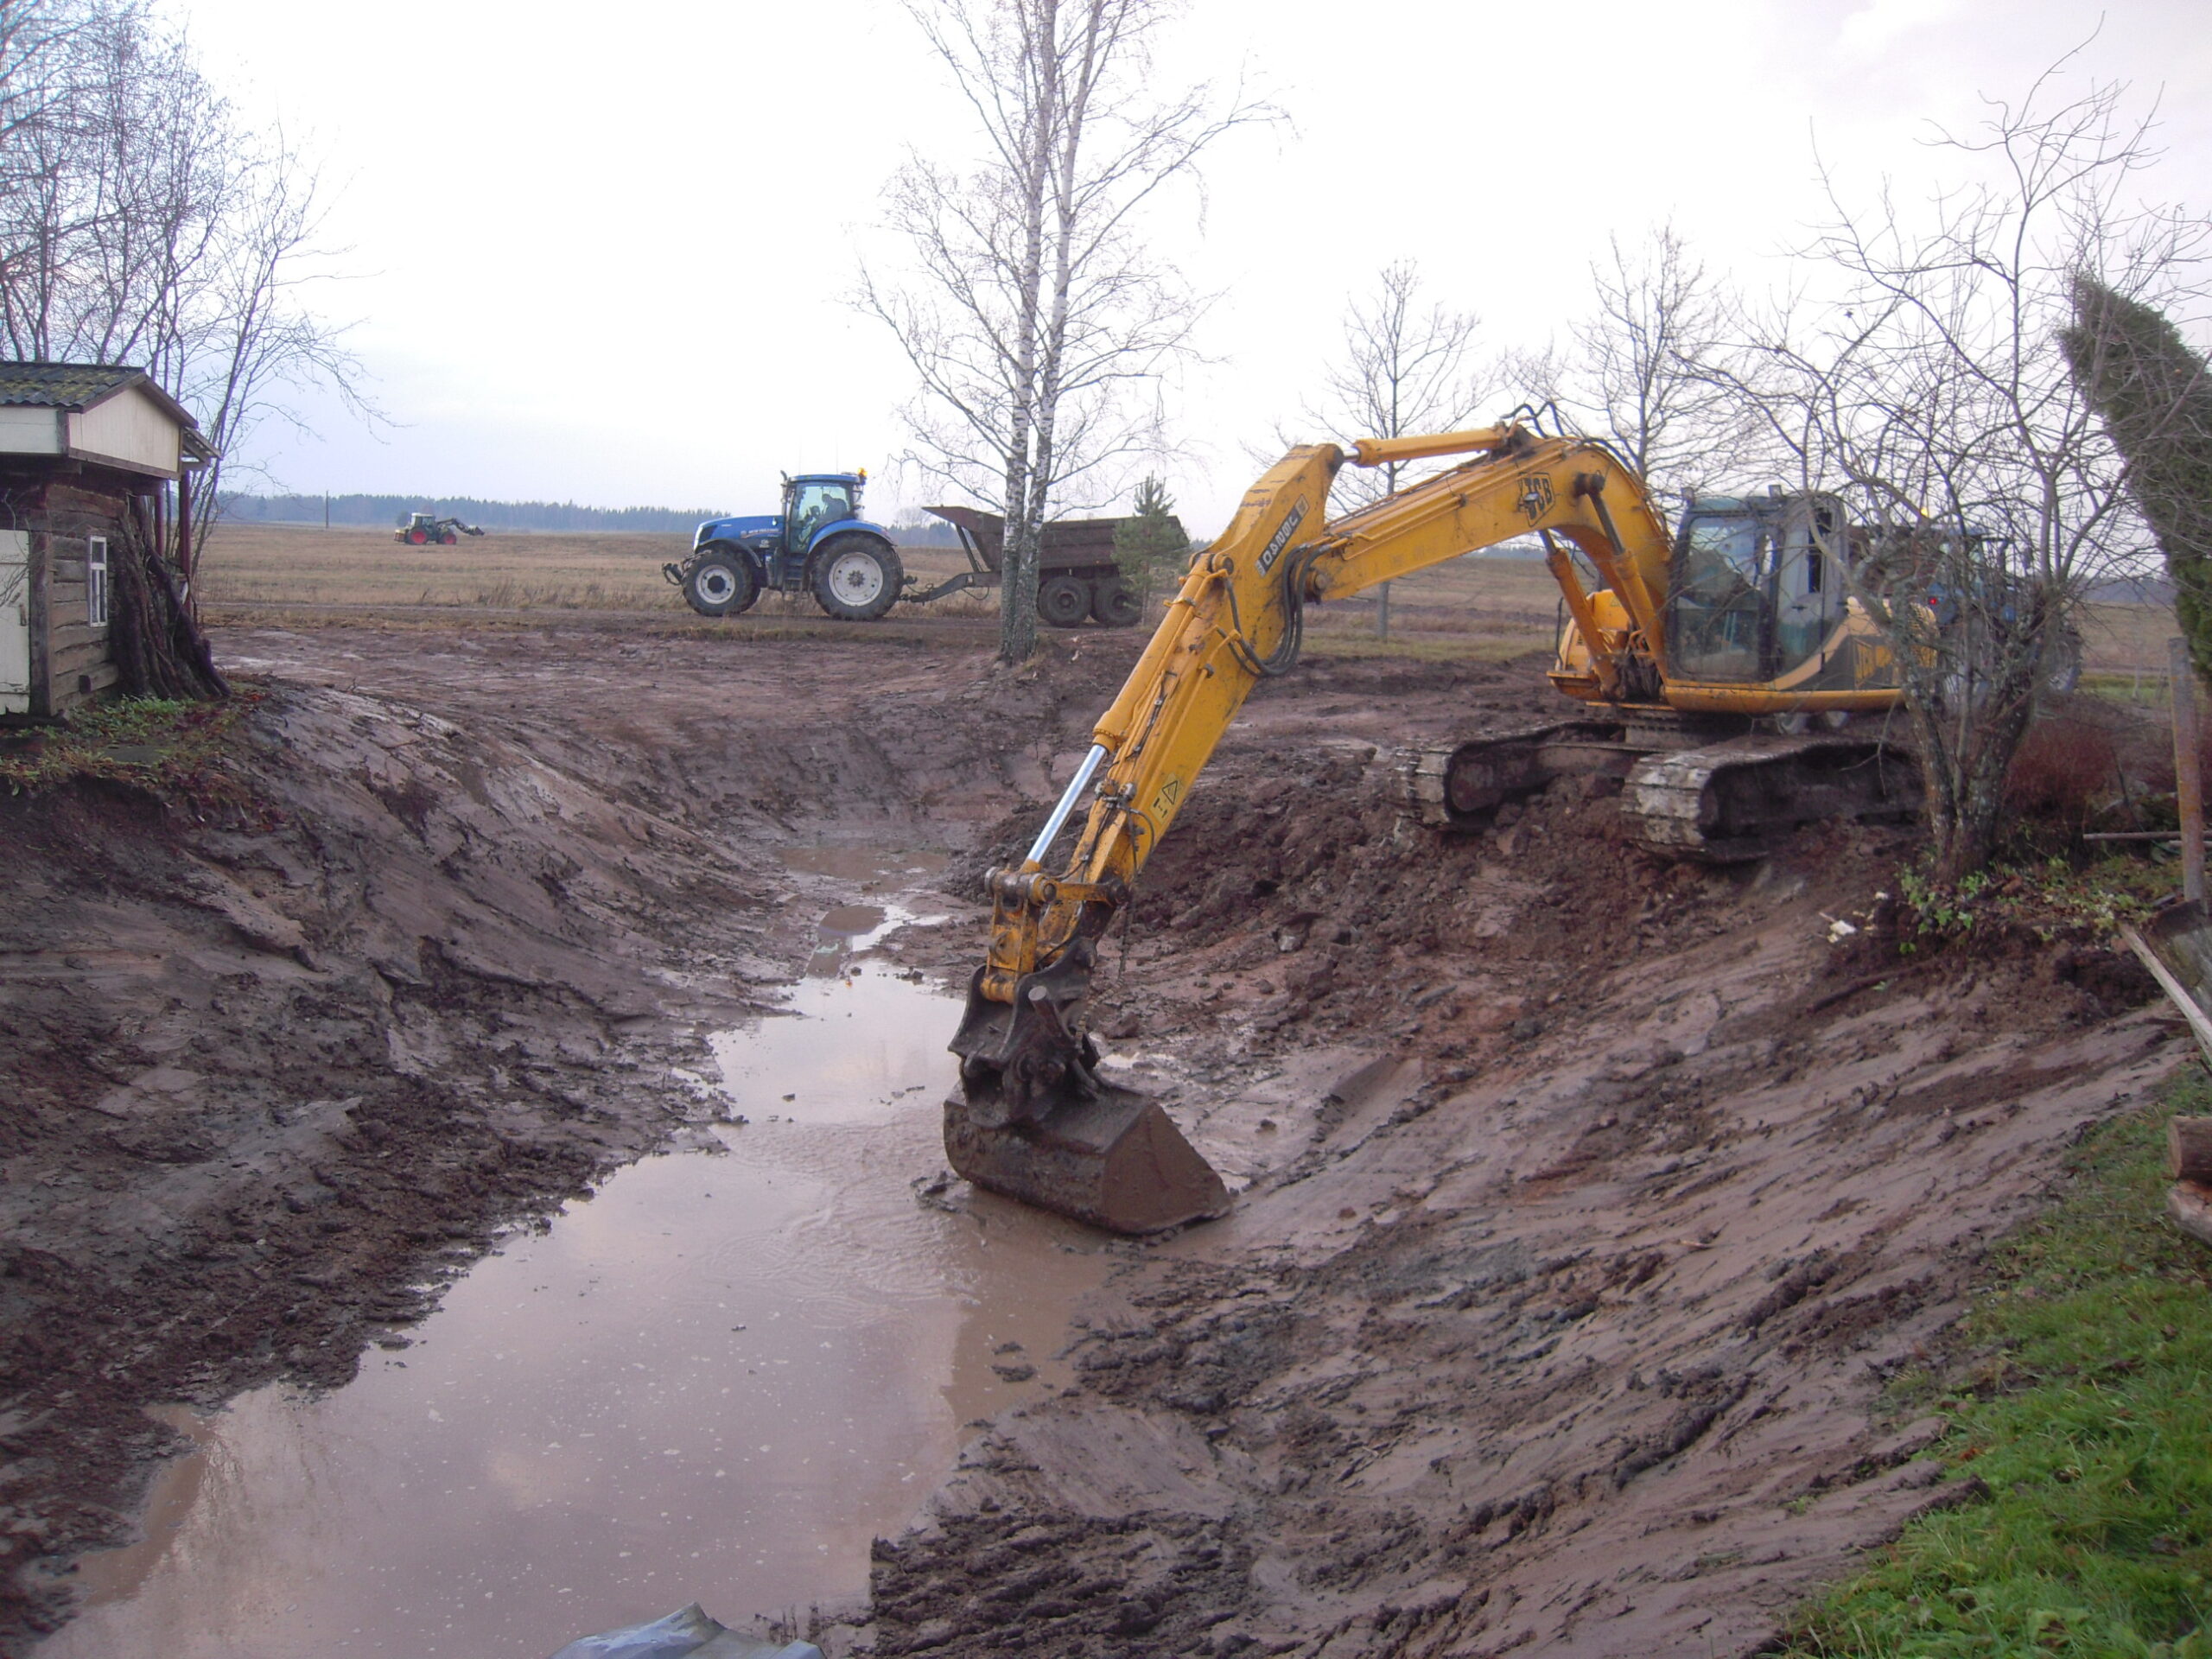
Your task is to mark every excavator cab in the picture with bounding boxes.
[1665,492,1850,685]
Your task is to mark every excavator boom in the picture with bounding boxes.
[947,423,1912,1233]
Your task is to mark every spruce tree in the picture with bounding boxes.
[1113,477,1191,605]
[2062,274,2212,680]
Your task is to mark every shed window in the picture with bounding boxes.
[87,535,108,627]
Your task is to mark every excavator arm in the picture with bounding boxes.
[945,423,1685,1229]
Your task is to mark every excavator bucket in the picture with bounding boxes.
[945,957,1230,1234]
[944,1082,1230,1235]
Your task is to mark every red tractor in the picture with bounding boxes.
[395,512,486,546]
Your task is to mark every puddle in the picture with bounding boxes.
[779,848,948,887]
[785,849,948,977]
[48,853,1105,1659]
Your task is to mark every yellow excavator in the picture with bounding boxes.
[946,420,1916,1234]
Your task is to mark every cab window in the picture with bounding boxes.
[1668,511,1770,683]
[786,482,853,550]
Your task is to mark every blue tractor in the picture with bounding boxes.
[664,471,904,621]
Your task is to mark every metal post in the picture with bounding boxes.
[2174,637,2204,906]
[1376,581,1391,641]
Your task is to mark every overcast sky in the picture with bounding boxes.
[175,0,2212,534]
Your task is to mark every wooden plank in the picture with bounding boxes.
[51,637,111,673]
[2122,924,2212,1067]
[2170,1118,2212,1182]
[48,620,110,652]
[2170,1179,2212,1249]
[2176,637,2205,905]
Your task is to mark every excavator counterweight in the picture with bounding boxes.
[944,423,1916,1233]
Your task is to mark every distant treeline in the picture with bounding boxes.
[215,493,728,534]
[215,493,987,543]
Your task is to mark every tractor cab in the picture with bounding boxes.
[1665,490,1853,685]
[780,473,862,564]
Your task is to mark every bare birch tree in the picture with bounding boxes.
[0,0,367,554]
[1513,224,1752,499]
[1730,63,2203,881]
[1573,225,1756,494]
[1301,258,1491,636]
[860,0,1262,663]
[1307,259,1491,505]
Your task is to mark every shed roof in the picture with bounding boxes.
[0,361,202,436]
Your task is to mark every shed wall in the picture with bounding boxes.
[0,406,61,456]
[69,385,181,477]
[0,475,137,716]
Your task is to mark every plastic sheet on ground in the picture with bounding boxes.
[546,1602,825,1659]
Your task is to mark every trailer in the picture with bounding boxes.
[910,505,1185,628]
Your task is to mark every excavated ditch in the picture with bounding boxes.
[1,623,2188,1659]
[43,942,1116,1659]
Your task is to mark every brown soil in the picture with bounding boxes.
[0,620,2184,1657]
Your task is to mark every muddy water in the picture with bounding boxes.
[46,856,1104,1659]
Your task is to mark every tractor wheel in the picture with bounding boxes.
[407,529,429,545]
[810,535,903,621]
[440,531,458,545]
[683,550,758,618]
[1090,579,1141,627]
[1039,575,1091,628]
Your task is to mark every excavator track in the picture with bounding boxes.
[1627,734,1917,861]
[1402,723,1916,859]
[1399,720,1639,830]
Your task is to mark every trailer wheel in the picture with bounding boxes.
[683,550,758,617]
[1039,576,1091,628]
[810,535,903,621]
[1090,580,1141,627]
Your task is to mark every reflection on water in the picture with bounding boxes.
[779,849,949,887]
[49,854,1103,1659]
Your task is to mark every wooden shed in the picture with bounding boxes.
[0,362,210,720]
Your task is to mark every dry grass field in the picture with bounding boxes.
[196,523,702,612]
[194,520,2174,674]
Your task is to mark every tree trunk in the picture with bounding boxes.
[1922,662,2039,886]
[111,508,226,702]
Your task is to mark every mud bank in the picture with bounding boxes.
[858,741,2180,1657]
[3,622,2183,1658]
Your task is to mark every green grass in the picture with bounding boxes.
[0,692,256,798]
[1897,855,2166,951]
[1783,1075,2212,1657]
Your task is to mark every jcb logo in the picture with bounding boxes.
[1517,474,1554,524]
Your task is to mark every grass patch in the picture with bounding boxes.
[0,692,258,801]
[1782,1074,2212,1657]
[1895,855,2165,952]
